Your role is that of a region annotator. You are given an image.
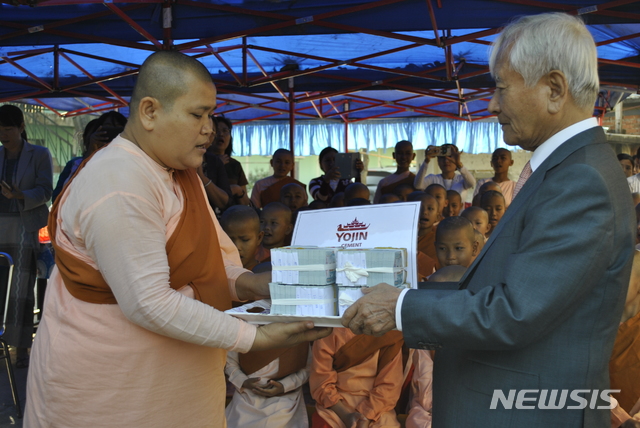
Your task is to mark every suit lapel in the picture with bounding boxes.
[15,140,33,187]
[458,127,605,289]
[0,147,5,180]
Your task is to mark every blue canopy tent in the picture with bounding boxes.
[1,0,639,155]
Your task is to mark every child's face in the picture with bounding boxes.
[393,143,415,169]
[426,188,448,216]
[260,209,292,248]
[464,211,491,235]
[620,159,634,178]
[281,186,307,212]
[491,149,513,173]
[445,194,462,217]
[270,153,294,178]
[435,229,478,268]
[482,195,506,228]
[224,220,263,269]
[419,199,439,233]
[395,186,413,202]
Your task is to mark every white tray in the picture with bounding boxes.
[225,299,344,328]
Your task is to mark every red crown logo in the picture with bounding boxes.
[337,218,370,232]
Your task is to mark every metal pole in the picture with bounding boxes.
[289,77,295,178]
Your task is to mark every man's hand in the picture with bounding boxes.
[341,283,401,336]
[331,401,369,428]
[250,321,332,352]
[241,377,265,391]
[252,380,285,397]
[1,181,23,200]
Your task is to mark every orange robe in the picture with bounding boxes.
[610,311,640,412]
[417,252,437,282]
[418,226,439,271]
[310,329,404,428]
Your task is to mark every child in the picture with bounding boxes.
[460,206,491,238]
[473,148,516,206]
[443,189,462,217]
[393,183,415,202]
[344,182,370,205]
[434,216,479,269]
[329,192,345,208]
[220,206,263,271]
[414,143,476,203]
[481,190,506,238]
[425,184,448,221]
[379,193,401,204]
[374,140,416,203]
[255,202,293,263]
[251,149,306,208]
[471,180,502,207]
[474,229,486,255]
[610,250,640,417]
[280,182,308,216]
[310,329,404,428]
[408,192,440,278]
[225,344,312,428]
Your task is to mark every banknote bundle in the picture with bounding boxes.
[271,246,337,285]
[336,248,407,287]
[269,283,337,316]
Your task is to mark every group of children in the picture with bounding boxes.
[218,141,640,428]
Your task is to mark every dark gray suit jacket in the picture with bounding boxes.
[402,127,635,428]
[0,140,53,232]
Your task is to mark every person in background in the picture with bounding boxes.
[256,202,293,263]
[434,217,479,269]
[211,117,250,205]
[473,148,516,207]
[251,149,305,209]
[443,190,462,218]
[471,180,502,207]
[374,140,416,204]
[309,147,363,203]
[480,190,506,238]
[344,182,370,205]
[414,143,476,204]
[52,111,127,202]
[200,119,232,212]
[618,153,635,179]
[220,206,264,271]
[0,104,53,368]
[460,206,491,240]
[280,182,308,217]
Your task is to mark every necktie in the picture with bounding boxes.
[513,160,532,199]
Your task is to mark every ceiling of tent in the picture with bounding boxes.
[0,0,639,122]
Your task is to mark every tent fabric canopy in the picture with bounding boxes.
[1,0,639,155]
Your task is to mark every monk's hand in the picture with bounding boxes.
[235,271,271,301]
[341,283,401,336]
[252,380,285,397]
[250,321,332,352]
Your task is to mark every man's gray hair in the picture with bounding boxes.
[489,13,599,109]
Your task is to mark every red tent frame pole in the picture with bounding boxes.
[289,77,295,178]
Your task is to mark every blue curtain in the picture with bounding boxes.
[231,118,507,156]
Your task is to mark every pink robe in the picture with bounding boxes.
[25,137,256,428]
[310,328,403,428]
[406,350,434,428]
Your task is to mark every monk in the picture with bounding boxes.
[310,329,405,428]
[24,51,330,428]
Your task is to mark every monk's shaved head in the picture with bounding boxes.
[131,51,213,110]
[436,216,476,243]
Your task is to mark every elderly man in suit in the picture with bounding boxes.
[342,13,636,428]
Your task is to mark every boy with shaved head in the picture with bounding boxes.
[473,148,516,206]
[373,140,416,203]
[408,191,440,279]
[24,51,329,427]
[221,205,264,271]
[255,202,293,263]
